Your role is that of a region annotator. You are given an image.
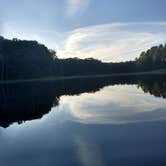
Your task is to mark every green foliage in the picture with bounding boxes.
[0,36,165,80]
[0,37,57,80]
[136,44,166,70]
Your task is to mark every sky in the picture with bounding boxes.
[0,0,166,62]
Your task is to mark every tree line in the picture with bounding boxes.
[0,36,166,80]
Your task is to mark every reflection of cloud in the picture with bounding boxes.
[66,0,90,17]
[75,136,105,166]
[59,85,166,124]
[59,22,166,62]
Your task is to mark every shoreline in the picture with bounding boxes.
[0,69,166,84]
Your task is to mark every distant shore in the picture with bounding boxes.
[0,69,166,84]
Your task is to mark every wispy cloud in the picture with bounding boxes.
[2,21,63,51]
[66,0,90,17]
[3,21,166,62]
[59,22,166,62]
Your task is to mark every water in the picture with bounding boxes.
[0,75,166,166]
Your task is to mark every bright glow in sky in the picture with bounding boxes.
[0,0,166,62]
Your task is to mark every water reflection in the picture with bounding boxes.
[138,78,166,98]
[0,75,166,166]
[0,75,166,127]
[59,85,166,124]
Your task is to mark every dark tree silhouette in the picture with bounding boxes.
[0,36,165,80]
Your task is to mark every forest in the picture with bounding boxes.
[0,36,166,80]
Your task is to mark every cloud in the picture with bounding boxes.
[58,22,166,62]
[2,21,64,51]
[66,0,90,17]
[2,21,166,62]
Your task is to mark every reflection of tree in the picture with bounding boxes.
[0,83,58,128]
[0,75,165,127]
[137,79,166,98]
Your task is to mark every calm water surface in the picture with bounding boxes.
[0,75,166,166]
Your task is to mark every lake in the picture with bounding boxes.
[0,75,166,166]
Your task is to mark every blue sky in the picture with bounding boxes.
[1,0,166,62]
